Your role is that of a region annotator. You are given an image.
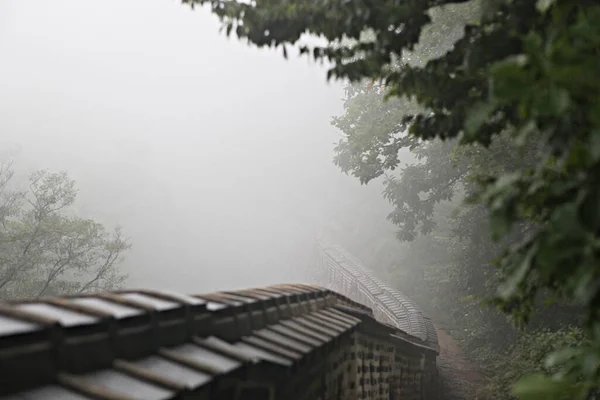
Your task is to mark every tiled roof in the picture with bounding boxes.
[316,240,439,352]
[0,284,416,399]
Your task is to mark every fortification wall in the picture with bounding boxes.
[314,239,439,352]
[313,239,440,399]
[0,244,440,400]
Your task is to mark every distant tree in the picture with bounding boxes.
[0,162,130,300]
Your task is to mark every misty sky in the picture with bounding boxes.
[0,0,394,293]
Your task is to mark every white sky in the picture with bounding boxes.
[0,0,393,293]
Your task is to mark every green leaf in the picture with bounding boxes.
[513,374,571,399]
[464,101,496,137]
[490,55,531,101]
[536,0,557,14]
[589,131,600,162]
[498,244,535,299]
[545,348,579,369]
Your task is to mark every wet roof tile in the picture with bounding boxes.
[278,319,332,342]
[78,370,174,400]
[195,293,242,307]
[233,342,291,367]
[15,303,96,327]
[119,293,179,311]
[69,297,142,319]
[135,290,205,306]
[193,336,255,363]
[132,355,212,389]
[290,316,339,337]
[0,385,93,400]
[266,324,324,348]
[0,315,41,338]
[242,335,302,361]
[167,343,241,373]
[252,329,313,355]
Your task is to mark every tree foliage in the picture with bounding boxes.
[190,0,600,396]
[0,162,130,300]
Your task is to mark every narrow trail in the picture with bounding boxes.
[435,325,486,399]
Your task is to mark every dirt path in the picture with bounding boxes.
[436,325,486,399]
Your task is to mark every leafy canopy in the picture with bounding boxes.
[0,162,130,299]
[187,0,600,396]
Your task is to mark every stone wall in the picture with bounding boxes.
[0,280,439,399]
[313,239,439,352]
[312,239,440,399]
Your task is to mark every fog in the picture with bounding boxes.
[0,0,394,293]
